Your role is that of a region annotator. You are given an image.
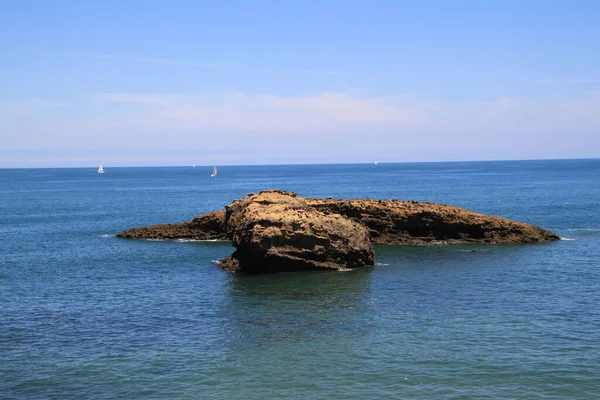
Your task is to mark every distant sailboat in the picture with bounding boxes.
[210,166,217,177]
[192,164,195,168]
[374,161,378,165]
[98,164,104,174]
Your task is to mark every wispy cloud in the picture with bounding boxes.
[95,90,600,137]
[0,98,68,113]
[71,51,352,82]
[97,91,429,132]
[4,91,600,166]
[98,92,191,106]
[535,78,600,85]
[82,52,221,69]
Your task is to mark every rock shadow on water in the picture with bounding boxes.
[219,267,375,349]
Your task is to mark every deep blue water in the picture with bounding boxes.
[1,159,599,399]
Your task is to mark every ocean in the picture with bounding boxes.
[1,159,599,399]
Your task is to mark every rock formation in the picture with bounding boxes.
[116,210,227,241]
[218,190,374,273]
[116,190,560,274]
[307,198,559,244]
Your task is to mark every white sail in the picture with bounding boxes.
[98,164,104,174]
[210,166,217,177]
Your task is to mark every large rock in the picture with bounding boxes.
[307,199,560,244]
[218,190,375,274]
[116,210,227,241]
[117,196,559,245]
[116,190,560,274]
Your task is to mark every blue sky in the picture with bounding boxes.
[1,0,599,167]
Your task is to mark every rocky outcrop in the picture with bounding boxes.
[116,190,560,274]
[307,198,560,244]
[116,210,227,241]
[219,190,375,273]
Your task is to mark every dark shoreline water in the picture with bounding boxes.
[1,159,599,399]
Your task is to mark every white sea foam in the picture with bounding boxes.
[337,267,352,272]
[97,234,112,238]
[560,237,576,241]
[375,263,390,266]
[144,238,226,243]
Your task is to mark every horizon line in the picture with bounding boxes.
[2,156,599,170]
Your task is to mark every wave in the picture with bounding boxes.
[560,237,576,241]
[375,262,389,266]
[97,234,112,238]
[174,238,224,243]
[135,238,228,243]
[557,228,600,239]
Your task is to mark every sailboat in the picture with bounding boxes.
[210,166,217,177]
[98,164,104,174]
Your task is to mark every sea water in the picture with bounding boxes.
[1,159,599,399]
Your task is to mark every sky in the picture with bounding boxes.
[1,0,599,167]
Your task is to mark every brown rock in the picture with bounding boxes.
[307,198,560,244]
[220,190,375,274]
[116,190,560,275]
[116,210,227,241]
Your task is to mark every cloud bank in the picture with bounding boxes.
[2,91,600,166]
[95,90,600,133]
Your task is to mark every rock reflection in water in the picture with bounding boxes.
[220,268,374,348]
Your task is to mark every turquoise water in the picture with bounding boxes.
[1,159,599,399]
